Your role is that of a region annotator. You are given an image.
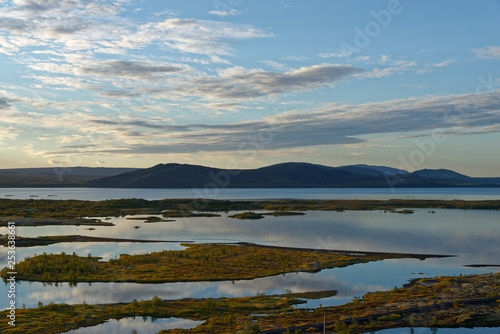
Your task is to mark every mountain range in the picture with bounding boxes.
[86,162,500,188]
[0,163,498,188]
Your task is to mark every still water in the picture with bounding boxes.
[1,187,499,200]
[375,328,500,333]
[61,317,204,334]
[0,189,499,332]
[1,208,499,309]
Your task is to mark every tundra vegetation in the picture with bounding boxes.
[0,243,417,283]
[0,234,183,247]
[0,198,499,225]
[1,198,499,333]
[0,273,498,333]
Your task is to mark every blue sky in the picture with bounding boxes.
[0,0,499,176]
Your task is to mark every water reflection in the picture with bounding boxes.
[375,327,500,333]
[1,209,499,311]
[1,259,490,310]
[2,209,498,264]
[61,316,204,334]
[1,187,499,200]
[0,242,187,262]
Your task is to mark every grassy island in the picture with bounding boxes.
[0,243,431,284]
[228,211,265,219]
[229,211,306,219]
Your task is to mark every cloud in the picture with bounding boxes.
[77,60,184,80]
[431,59,455,67]
[18,90,499,159]
[260,60,289,71]
[149,18,271,55]
[31,75,101,91]
[0,97,11,110]
[473,46,500,60]
[202,102,244,111]
[98,90,142,98]
[318,51,351,58]
[0,1,269,58]
[208,9,241,16]
[158,18,197,28]
[176,64,362,100]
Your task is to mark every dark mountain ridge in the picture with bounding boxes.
[85,162,500,188]
[0,167,140,187]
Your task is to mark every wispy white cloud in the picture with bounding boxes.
[0,0,271,97]
[78,60,185,80]
[431,59,455,67]
[173,64,362,100]
[260,60,289,71]
[318,51,351,58]
[208,9,241,17]
[5,90,499,159]
[473,45,500,60]
[201,102,244,111]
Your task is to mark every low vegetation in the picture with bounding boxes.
[0,294,306,334]
[126,216,175,222]
[228,211,265,219]
[253,272,500,333]
[0,243,415,283]
[229,211,306,219]
[1,273,498,333]
[0,198,498,225]
[0,234,177,247]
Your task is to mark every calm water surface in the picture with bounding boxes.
[375,328,500,333]
[1,208,499,309]
[1,187,499,200]
[0,188,499,331]
[61,317,203,334]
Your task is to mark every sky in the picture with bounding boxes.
[0,0,499,176]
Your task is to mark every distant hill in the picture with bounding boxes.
[412,169,500,185]
[0,167,140,187]
[86,162,500,188]
[87,162,377,188]
[1,163,497,188]
[339,164,408,176]
[412,169,473,181]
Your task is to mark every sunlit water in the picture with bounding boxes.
[1,208,499,309]
[1,187,499,200]
[60,317,203,334]
[0,188,499,331]
[375,328,500,333]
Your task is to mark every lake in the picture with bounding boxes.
[1,187,499,200]
[1,188,499,332]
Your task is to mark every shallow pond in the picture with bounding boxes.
[61,316,203,334]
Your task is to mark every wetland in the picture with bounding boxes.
[0,191,499,333]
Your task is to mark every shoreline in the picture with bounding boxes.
[1,242,431,284]
[0,234,454,260]
[0,234,194,247]
[233,241,454,260]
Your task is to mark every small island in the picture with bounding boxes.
[0,243,438,284]
[228,211,265,219]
